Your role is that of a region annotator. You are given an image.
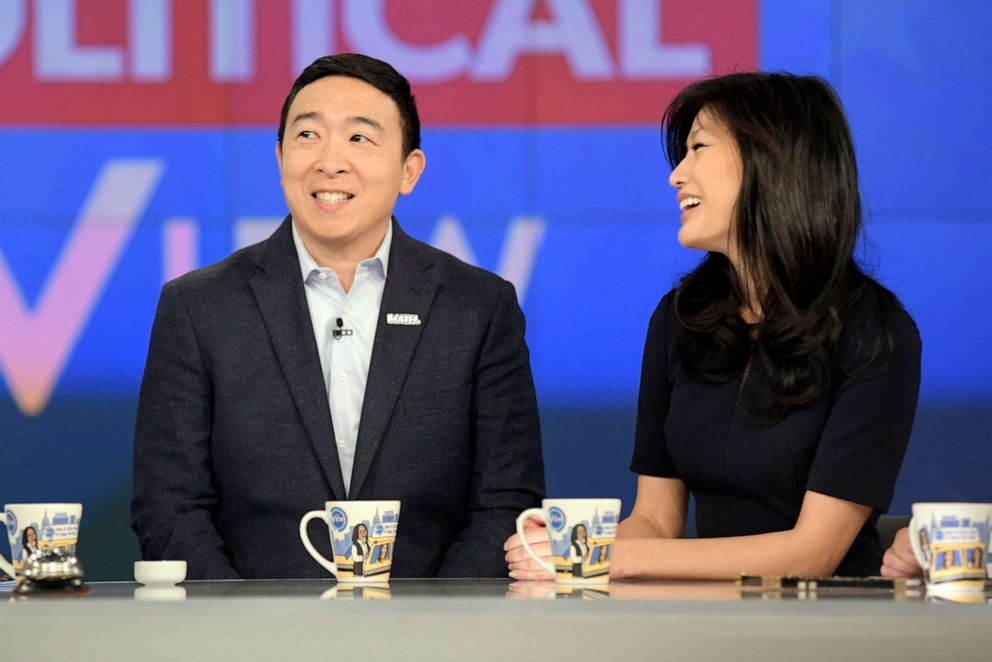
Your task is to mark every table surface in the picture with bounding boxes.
[4,579,992,661]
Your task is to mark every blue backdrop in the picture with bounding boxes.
[1,0,990,579]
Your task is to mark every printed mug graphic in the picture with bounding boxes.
[548,508,618,581]
[20,526,40,561]
[330,507,348,532]
[569,524,589,578]
[922,526,986,584]
[4,508,81,573]
[331,509,399,581]
[915,509,991,587]
[548,507,566,532]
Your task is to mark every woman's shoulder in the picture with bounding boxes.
[837,278,921,369]
[844,278,918,336]
[648,288,681,329]
[643,288,685,355]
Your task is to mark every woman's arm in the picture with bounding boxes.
[617,475,688,539]
[612,487,871,579]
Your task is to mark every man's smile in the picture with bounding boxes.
[312,191,355,204]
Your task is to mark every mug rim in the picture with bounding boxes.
[911,502,992,511]
[322,500,400,508]
[541,497,621,503]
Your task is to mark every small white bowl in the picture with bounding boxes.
[134,560,187,586]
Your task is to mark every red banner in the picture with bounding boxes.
[0,0,757,126]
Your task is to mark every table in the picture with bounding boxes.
[4,579,991,661]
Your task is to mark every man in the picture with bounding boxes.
[131,54,545,579]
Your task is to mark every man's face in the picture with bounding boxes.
[276,75,425,263]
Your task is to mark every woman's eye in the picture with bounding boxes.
[690,143,706,152]
[298,130,317,139]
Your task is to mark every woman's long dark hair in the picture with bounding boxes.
[663,72,895,422]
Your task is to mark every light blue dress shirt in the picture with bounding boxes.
[292,222,391,496]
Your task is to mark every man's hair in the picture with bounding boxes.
[278,53,421,157]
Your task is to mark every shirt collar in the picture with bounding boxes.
[291,220,392,282]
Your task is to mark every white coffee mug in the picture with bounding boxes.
[300,500,400,583]
[516,498,621,584]
[909,502,992,593]
[2,503,83,579]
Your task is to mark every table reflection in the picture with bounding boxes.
[505,580,740,601]
[320,583,392,600]
[134,586,187,602]
[4,578,989,605]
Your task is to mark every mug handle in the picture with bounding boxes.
[299,510,339,579]
[515,508,555,577]
[907,516,927,570]
[0,553,15,579]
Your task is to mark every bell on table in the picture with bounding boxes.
[14,545,86,594]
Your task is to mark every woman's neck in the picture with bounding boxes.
[728,253,763,324]
[739,302,762,324]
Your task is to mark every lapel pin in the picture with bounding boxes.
[386,313,421,326]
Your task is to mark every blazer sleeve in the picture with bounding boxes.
[130,282,240,579]
[437,281,546,577]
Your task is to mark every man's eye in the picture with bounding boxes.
[351,134,371,143]
[298,130,317,139]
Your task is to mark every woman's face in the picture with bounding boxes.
[576,525,587,542]
[357,525,368,540]
[25,527,37,544]
[668,108,743,257]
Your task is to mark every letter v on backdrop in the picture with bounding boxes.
[0,160,163,416]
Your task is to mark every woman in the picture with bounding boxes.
[351,523,370,578]
[569,524,590,577]
[21,526,40,560]
[507,72,921,579]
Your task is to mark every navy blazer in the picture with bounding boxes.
[131,218,545,579]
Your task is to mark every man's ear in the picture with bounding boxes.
[399,149,426,195]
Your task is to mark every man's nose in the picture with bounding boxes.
[316,138,348,175]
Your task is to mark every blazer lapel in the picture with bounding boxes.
[248,218,347,500]
[349,221,439,498]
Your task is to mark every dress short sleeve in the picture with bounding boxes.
[806,302,922,512]
[630,293,682,478]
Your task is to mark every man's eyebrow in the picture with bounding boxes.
[290,112,384,133]
[290,111,321,125]
[349,115,384,133]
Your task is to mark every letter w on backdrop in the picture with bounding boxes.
[0,160,163,416]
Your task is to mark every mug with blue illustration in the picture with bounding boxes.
[2,503,82,580]
[909,502,992,593]
[300,500,400,583]
[516,498,621,584]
